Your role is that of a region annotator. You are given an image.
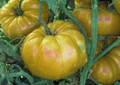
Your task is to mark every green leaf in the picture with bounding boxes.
[39,0,57,13]
[0,39,17,57]
[113,0,118,4]
[0,0,7,8]
[114,81,120,85]
[58,81,66,85]
[0,49,5,62]
[0,28,3,36]
[60,0,67,5]
[39,0,67,13]
[34,80,49,85]
[18,83,29,85]
[0,62,5,77]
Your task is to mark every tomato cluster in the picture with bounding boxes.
[73,0,120,84]
[0,0,87,80]
[1,0,120,84]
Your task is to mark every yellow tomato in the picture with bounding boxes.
[72,4,120,37]
[21,20,87,80]
[75,0,91,8]
[92,45,120,84]
[0,0,48,39]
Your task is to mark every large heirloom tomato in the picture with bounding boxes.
[75,0,91,8]
[114,0,120,14]
[21,20,87,80]
[92,45,120,84]
[0,0,48,39]
[72,4,120,37]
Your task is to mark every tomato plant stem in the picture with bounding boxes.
[0,62,33,85]
[58,2,90,55]
[93,39,120,64]
[0,72,34,85]
[80,0,98,85]
[38,1,51,35]
[108,0,118,7]
[17,0,23,15]
[9,72,33,84]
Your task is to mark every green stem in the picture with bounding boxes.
[14,0,23,16]
[18,0,23,12]
[0,62,8,84]
[58,2,90,55]
[80,0,98,85]
[9,72,33,84]
[90,76,101,85]
[0,63,33,85]
[33,80,49,85]
[15,37,25,47]
[108,0,118,7]
[10,37,22,43]
[9,64,22,72]
[38,1,51,35]
[97,36,114,41]
[0,39,11,46]
[93,39,120,64]
[0,72,33,85]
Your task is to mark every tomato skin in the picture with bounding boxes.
[21,20,87,80]
[75,0,91,8]
[114,0,120,14]
[92,45,120,84]
[72,4,120,37]
[0,0,48,39]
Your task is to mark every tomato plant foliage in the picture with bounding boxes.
[39,0,67,13]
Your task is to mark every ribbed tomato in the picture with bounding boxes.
[74,0,91,8]
[72,4,120,37]
[0,0,48,39]
[21,20,87,80]
[92,45,120,84]
[114,0,120,14]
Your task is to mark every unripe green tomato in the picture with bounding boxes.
[21,20,87,80]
